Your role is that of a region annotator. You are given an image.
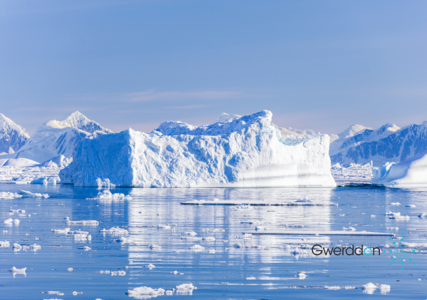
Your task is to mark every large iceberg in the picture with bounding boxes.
[0,113,29,155]
[13,111,113,163]
[60,110,336,188]
[372,153,427,187]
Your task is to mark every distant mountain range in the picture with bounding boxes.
[0,113,30,155]
[0,112,113,163]
[330,122,427,167]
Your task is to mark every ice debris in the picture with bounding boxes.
[386,212,410,221]
[86,190,131,201]
[10,266,26,276]
[66,217,99,226]
[100,227,129,236]
[127,286,165,298]
[19,190,49,198]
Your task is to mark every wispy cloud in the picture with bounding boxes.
[125,90,239,102]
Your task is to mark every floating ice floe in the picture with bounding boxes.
[13,243,22,251]
[232,204,253,211]
[406,204,416,208]
[386,212,410,221]
[387,227,399,231]
[120,236,141,245]
[86,190,131,201]
[202,237,215,242]
[110,271,126,276]
[183,231,197,236]
[14,219,20,225]
[208,249,216,253]
[10,266,26,276]
[298,272,307,279]
[157,224,171,230]
[78,246,91,251]
[189,244,204,252]
[45,291,64,296]
[66,217,99,226]
[4,218,13,225]
[72,291,83,296]
[67,268,74,272]
[23,244,41,251]
[52,228,71,234]
[419,213,427,218]
[325,286,340,290]
[380,284,391,295]
[100,227,129,236]
[363,282,377,294]
[176,283,196,295]
[127,286,165,298]
[145,263,155,269]
[19,190,49,198]
[343,227,356,231]
[0,240,10,247]
[391,202,401,206]
[0,192,22,199]
[246,276,256,280]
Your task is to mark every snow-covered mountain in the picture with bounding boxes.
[329,122,427,166]
[14,112,113,163]
[0,113,30,154]
[60,110,336,188]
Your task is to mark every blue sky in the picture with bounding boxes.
[1,0,427,134]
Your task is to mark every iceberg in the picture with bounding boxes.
[372,153,427,187]
[60,110,336,188]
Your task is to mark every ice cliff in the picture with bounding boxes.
[0,113,29,154]
[13,112,113,163]
[60,110,336,188]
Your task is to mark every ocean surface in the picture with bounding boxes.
[1,184,426,299]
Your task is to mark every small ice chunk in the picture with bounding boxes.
[86,190,131,201]
[380,284,391,295]
[127,287,165,298]
[157,224,171,230]
[0,240,10,247]
[148,244,161,250]
[13,243,22,251]
[325,286,340,290]
[19,190,49,198]
[298,272,307,279]
[363,282,377,294]
[208,249,216,253]
[72,291,83,295]
[176,283,196,295]
[10,266,26,276]
[391,202,401,206]
[66,217,99,226]
[23,244,41,251]
[190,244,204,252]
[406,204,416,208]
[46,291,64,295]
[100,227,129,236]
[4,218,13,225]
[78,246,91,251]
[67,268,74,272]
[183,231,197,236]
[246,276,256,280]
[418,213,427,218]
[145,263,155,269]
[0,192,22,199]
[202,237,215,242]
[52,228,70,234]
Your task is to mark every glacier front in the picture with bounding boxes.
[60,110,336,188]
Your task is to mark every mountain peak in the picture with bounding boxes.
[338,124,371,139]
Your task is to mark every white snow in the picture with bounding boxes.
[60,110,336,188]
[0,113,29,154]
[380,284,391,295]
[386,212,410,221]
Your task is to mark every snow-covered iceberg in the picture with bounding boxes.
[372,153,427,187]
[60,110,336,188]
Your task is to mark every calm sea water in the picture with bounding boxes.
[1,183,426,299]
